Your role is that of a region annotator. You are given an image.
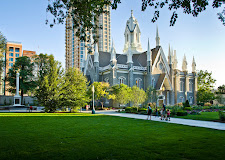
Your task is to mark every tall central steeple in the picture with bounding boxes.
[156,26,160,47]
[123,10,142,53]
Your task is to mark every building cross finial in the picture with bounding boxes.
[131,10,133,17]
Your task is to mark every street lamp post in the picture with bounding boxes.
[92,85,95,114]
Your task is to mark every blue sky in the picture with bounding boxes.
[0,0,225,88]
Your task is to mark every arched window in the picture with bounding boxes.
[189,82,193,92]
[119,76,126,84]
[127,34,129,42]
[105,78,109,83]
[136,33,139,43]
[152,78,155,88]
[135,78,142,88]
[180,81,184,92]
[189,96,193,104]
[180,96,184,103]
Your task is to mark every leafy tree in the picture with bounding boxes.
[35,55,63,112]
[60,67,90,111]
[6,56,36,104]
[0,32,6,77]
[34,53,50,81]
[216,94,225,104]
[217,84,225,94]
[112,84,131,107]
[47,0,224,43]
[197,70,216,103]
[130,86,147,111]
[88,82,115,109]
[146,86,159,103]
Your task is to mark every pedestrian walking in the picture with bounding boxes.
[147,103,152,120]
[160,108,164,120]
[155,106,159,118]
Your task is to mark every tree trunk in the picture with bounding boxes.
[101,102,104,109]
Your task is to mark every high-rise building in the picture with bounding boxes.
[4,41,23,95]
[23,50,36,58]
[65,6,111,70]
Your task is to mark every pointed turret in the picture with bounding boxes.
[94,43,99,63]
[192,56,196,73]
[147,38,151,62]
[182,54,188,71]
[123,10,142,53]
[168,44,172,64]
[173,50,178,69]
[156,26,160,47]
[110,39,117,62]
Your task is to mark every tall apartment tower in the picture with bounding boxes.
[65,5,111,70]
[4,41,23,95]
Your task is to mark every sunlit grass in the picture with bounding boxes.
[0,113,224,159]
[175,112,220,121]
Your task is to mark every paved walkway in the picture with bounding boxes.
[1,108,225,130]
[96,110,225,131]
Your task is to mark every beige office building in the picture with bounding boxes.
[65,6,111,70]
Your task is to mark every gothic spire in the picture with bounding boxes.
[147,38,151,62]
[111,39,116,62]
[168,44,172,64]
[173,50,178,69]
[156,25,160,47]
[192,56,196,73]
[182,54,188,71]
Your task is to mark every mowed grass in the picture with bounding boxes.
[0,113,225,160]
[175,112,220,121]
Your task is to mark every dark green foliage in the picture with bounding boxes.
[217,84,225,94]
[0,113,225,160]
[183,100,190,108]
[6,56,36,104]
[183,107,192,111]
[219,111,225,121]
[0,32,6,76]
[176,111,188,116]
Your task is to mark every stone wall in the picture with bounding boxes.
[0,96,36,105]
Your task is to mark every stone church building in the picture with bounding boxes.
[83,11,197,106]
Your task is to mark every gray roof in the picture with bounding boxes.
[90,48,158,68]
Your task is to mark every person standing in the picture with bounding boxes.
[163,104,166,120]
[166,109,171,121]
[147,103,152,120]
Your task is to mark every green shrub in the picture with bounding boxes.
[138,108,147,112]
[219,111,225,121]
[125,107,132,112]
[183,107,192,110]
[176,111,188,116]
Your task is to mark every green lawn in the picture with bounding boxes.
[0,113,225,160]
[175,112,220,121]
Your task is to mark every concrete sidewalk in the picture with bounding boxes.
[96,110,225,131]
